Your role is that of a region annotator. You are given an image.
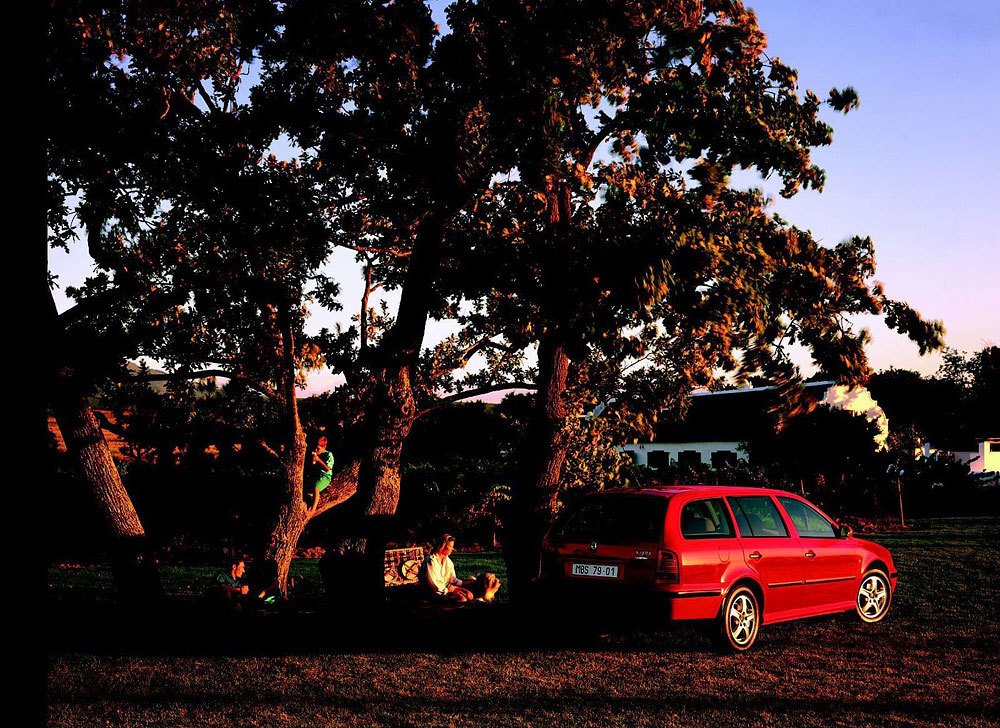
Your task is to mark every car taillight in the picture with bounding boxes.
[655,549,679,583]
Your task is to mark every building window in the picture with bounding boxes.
[677,450,701,467]
[990,443,1000,453]
[647,450,669,470]
[711,450,737,468]
[625,450,640,465]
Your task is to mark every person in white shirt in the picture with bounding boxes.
[420,534,500,602]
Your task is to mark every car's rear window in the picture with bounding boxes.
[728,496,789,538]
[551,496,667,544]
[680,498,735,539]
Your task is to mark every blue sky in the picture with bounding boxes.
[739,0,1000,374]
[49,1,999,392]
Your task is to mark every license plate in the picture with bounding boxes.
[571,563,620,578]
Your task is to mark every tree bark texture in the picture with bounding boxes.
[52,375,146,540]
[265,501,308,593]
[358,365,416,516]
[312,458,361,516]
[47,285,146,541]
[263,424,309,594]
[506,333,572,598]
[344,211,447,604]
[262,312,312,594]
[505,176,575,599]
[355,212,445,516]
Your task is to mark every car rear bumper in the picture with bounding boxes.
[536,578,724,622]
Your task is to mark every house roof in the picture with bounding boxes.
[650,381,837,443]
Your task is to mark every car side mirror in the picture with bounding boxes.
[837,524,853,539]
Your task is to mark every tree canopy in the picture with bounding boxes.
[48,0,946,598]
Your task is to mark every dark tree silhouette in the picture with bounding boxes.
[45,1,278,588]
[434,0,944,594]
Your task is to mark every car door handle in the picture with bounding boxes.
[748,552,763,560]
[804,551,816,558]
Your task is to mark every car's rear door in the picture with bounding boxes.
[674,496,743,594]
[727,495,803,620]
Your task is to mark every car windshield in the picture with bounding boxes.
[551,496,667,544]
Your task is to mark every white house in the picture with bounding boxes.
[919,438,1000,473]
[619,381,889,470]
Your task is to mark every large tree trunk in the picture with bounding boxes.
[357,213,444,509]
[52,368,159,605]
[349,212,446,604]
[47,280,156,604]
[262,311,311,595]
[264,429,308,594]
[357,365,416,516]
[506,332,572,599]
[47,287,146,541]
[51,381,146,539]
[505,178,575,600]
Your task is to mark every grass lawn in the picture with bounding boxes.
[47,518,1000,727]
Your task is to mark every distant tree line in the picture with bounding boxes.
[49,344,998,564]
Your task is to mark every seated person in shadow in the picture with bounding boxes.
[206,556,251,614]
[419,533,501,603]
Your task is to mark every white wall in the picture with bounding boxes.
[951,450,980,470]
[916,440,1000,473]
[979,439,1000,473]
[620,441,745,467]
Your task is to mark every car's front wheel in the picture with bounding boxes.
[715,584,760,652]
[856,569,892,623]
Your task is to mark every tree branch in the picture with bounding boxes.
[417,382,538,418]
[258,439,281,461]
[581,109,639,169]
[429,337,519,382]
[340,243,412,258]
[58,290,124,327]
[309,458,361,518]
[196,81,220,115]
[360,257,373,356]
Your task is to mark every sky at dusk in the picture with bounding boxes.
[49,0,999,395]
[738,0,999,375]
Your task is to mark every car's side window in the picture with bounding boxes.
[778,497,835,538]
[728,496,789,538]
[680,498,735,539]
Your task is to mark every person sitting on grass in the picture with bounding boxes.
[208,557,251,614]
[419,533,501,603]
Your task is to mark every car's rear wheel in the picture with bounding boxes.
[715,585,760,652]
[856,569,892,623]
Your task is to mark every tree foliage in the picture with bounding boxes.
[48,2,950,596]
[868,346,999,450]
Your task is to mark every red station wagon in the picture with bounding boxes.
[540,485,896,651]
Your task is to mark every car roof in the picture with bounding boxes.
[594,484,802,499]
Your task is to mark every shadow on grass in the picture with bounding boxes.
[45,595,718,658]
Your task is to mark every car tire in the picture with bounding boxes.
[715,584,761,652]
[856,568,892,623]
